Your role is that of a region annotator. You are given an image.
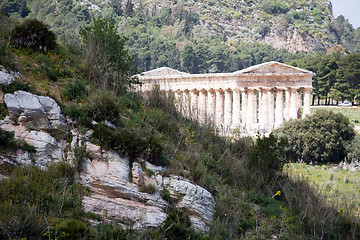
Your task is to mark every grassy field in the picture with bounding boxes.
[285,163,360,217]
[311,106,360,126]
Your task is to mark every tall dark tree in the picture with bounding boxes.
[10,19,57,52]
[181,45,198,73]
[337,53,360,103]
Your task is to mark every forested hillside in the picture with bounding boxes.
[1,6,360,239]
[1,0,359,73]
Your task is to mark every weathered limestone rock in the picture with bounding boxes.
[0,66,16,85]
[81,144,215,231]
[81,146,169,228]
[0,123,64,168]
[162,175,215,225]
[4,91,66,130]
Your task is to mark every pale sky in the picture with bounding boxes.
[331,0,360,28]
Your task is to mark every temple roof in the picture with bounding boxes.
[141,67,190,76]
[232,61,315,76]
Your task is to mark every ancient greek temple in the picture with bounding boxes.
[137,61,314,135]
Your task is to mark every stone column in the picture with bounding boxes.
[183,90,190,119]
[268,89,275,128]
[289,88,298,120]
[224,89,233,128]
[247,89,255,125]
[207,89,216,124]
[285,88,291,121]
[232,89,241,128]
[257,89,261,123]
[174,90,182,113]
[303,88,312,118]
[198,89,207,124]
[297,89,302,119]
[241,89,248,125]
[259,88,269,127]
[190,89,199,121]
[254,90,258,123]
[216,89,224,127]
[275,89,284,128]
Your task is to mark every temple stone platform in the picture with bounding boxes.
[136,61,314,136]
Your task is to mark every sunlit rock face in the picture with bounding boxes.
[81,142,215,232]
[4,90,66,131]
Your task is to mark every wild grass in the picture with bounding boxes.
[285,163,360,218]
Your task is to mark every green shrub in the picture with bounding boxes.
[160,187,171,202]
[159,209,194,240]
[248,134,287,182]
[262,0,289,14]
[73,141,88,172]
[64,104,83,119]
[346,135,360,163]
[10,18,57,52]
[1,80,34,94]
[47,218,88,240]
[273,109,355,163]
[0,102,8,120]
[61,79,87,101]
[0,129,17,151]
[139,183,156,194]
[85,91,121,123]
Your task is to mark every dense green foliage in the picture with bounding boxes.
[288,52,360,104]
[0,0,29,18]
[0,80,34,94]
[0,10,360,240]
[80,17,140,93]
[346,135,360,163]
[274,109,356,163]
[10,18,57,52]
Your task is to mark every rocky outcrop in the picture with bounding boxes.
[0,91,215,232]
[0,123,64,168]
[0,66,18,85]
[81,142,215,231]
[4,90,66,131]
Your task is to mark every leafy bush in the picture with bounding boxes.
[274,109,355,163]
[262,0,289,14]
[158,209,194,240]
[0,102,8,120]
[346,135,360,163]
[0,80,34,94]
[85,91,121,123]
[0,129,17,151]
[61,79,87,101]
[10,19,57,52]
[248,134,287,182]
[64,104,83,119]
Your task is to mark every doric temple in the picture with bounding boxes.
[137,61,314,135]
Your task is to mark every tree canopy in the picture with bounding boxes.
[274,109,356,163]
[80,17,139,94]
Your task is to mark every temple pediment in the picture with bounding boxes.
[233,61,315,75]
[141,67,190,76]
